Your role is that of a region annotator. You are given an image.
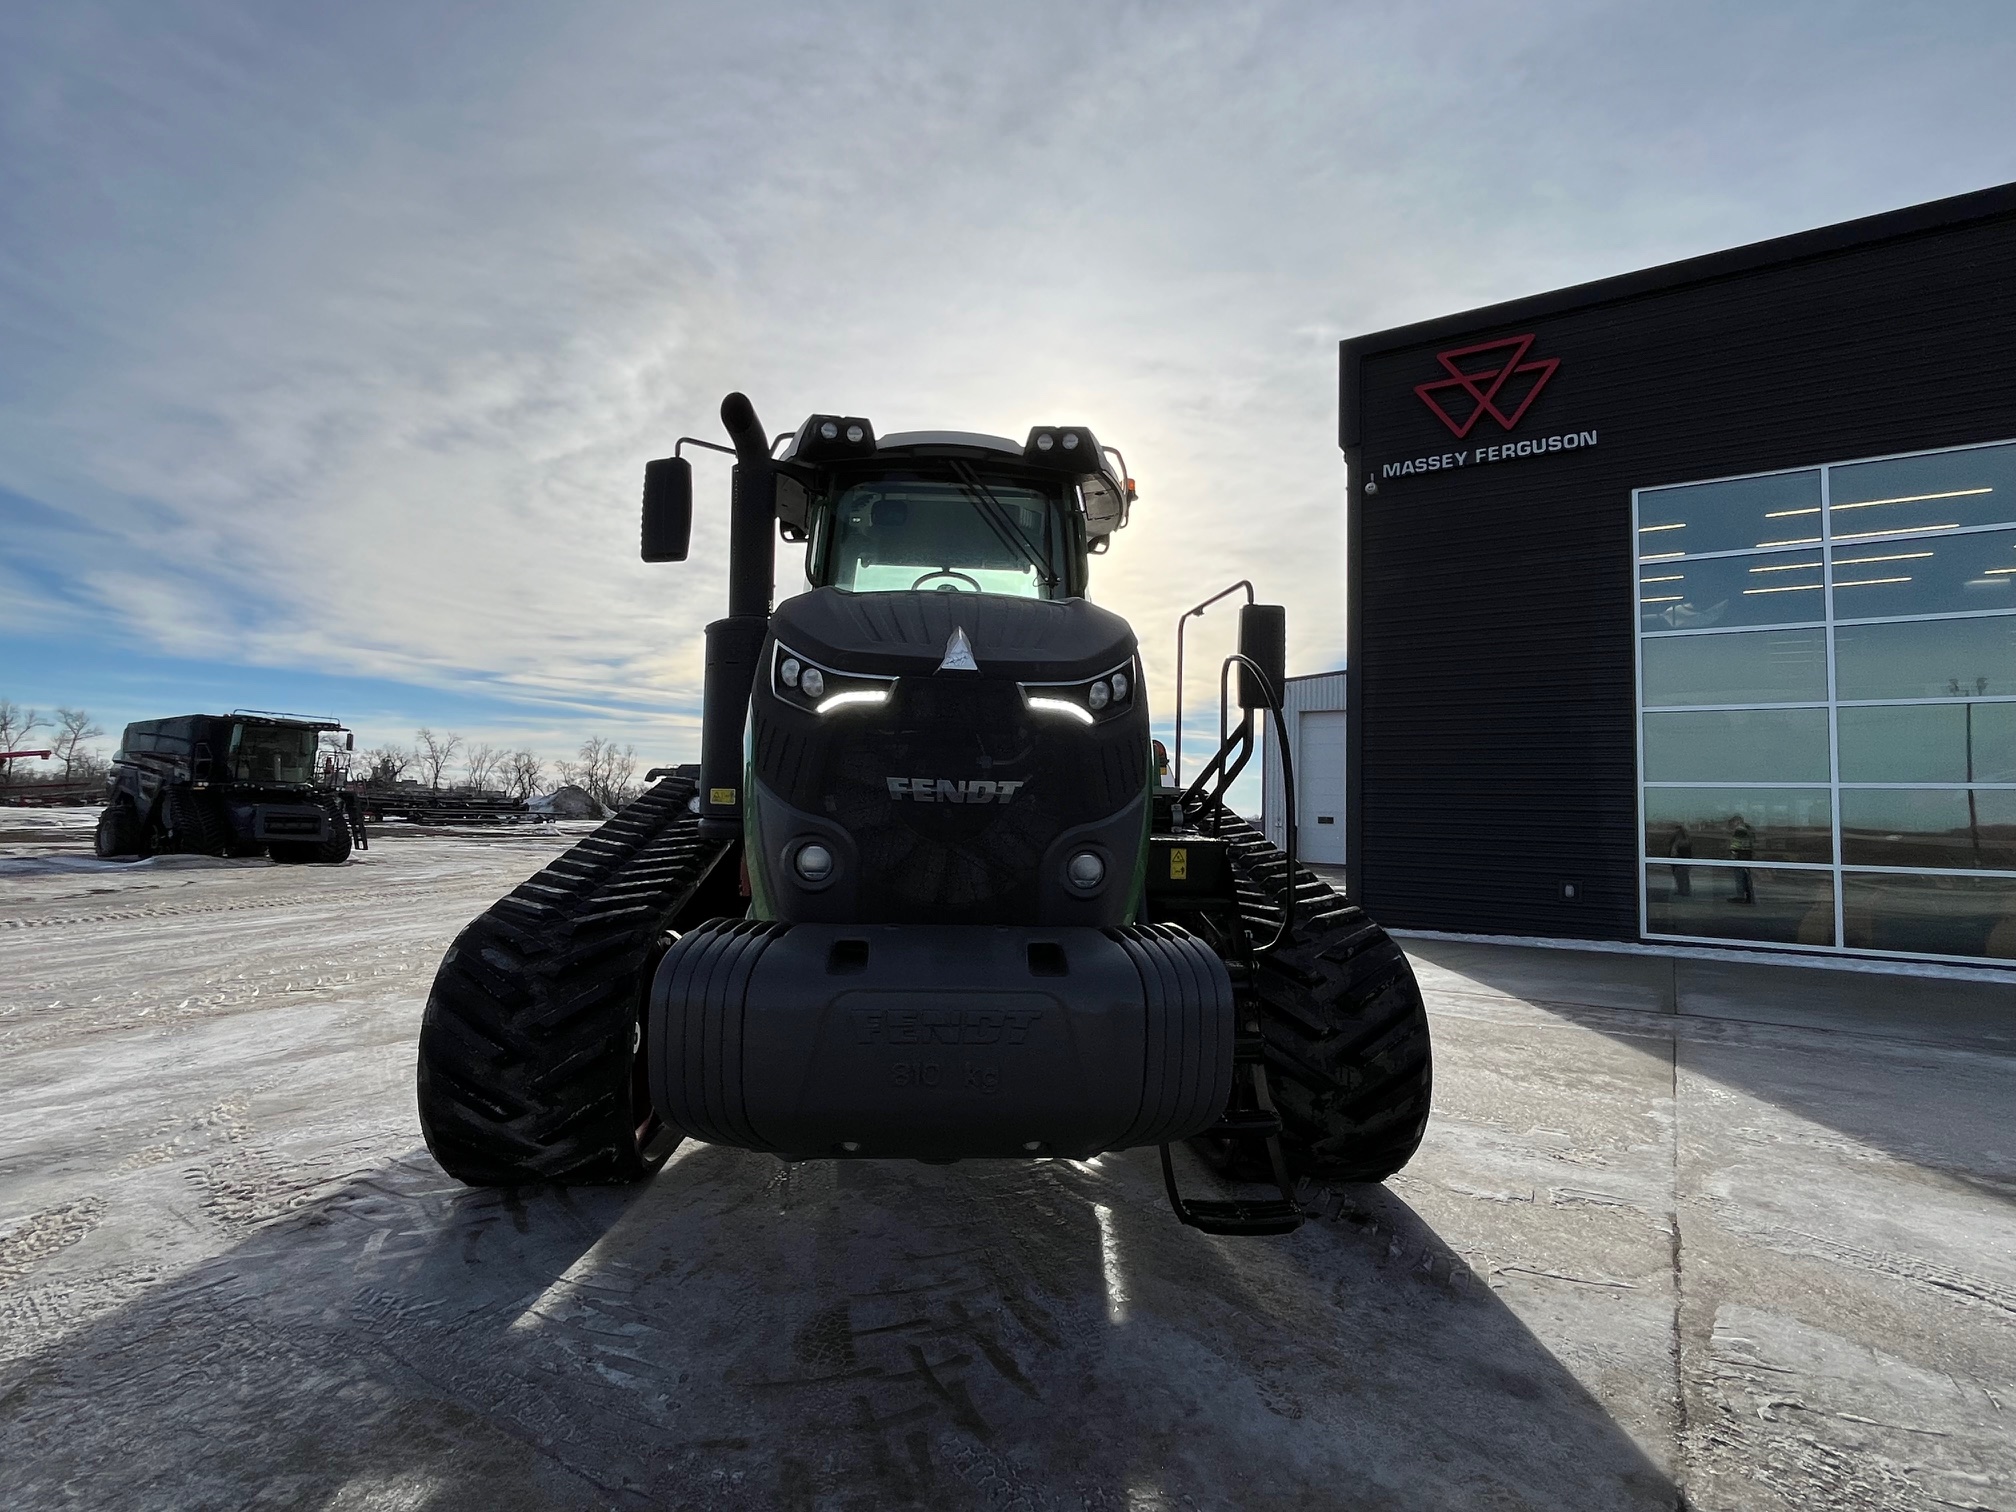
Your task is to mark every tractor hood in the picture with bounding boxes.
[769,588,1135,682]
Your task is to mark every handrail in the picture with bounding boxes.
[1171,580,1253,787]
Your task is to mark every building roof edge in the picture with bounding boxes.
[1339,179,2016,367]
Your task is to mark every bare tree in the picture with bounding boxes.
[363,744,413,784]
[463,742,503,793]
[52,707,105,782]
[0,701,46,789]
[414,727,463,790]
[564,735,639,812]
[502,748,544,802]
[0,700,46,753]
[604,743,638,810]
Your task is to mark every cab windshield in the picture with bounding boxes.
[229,723,317,784]
[818,471,1068,599]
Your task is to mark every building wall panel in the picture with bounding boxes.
[1343,193,2016,939]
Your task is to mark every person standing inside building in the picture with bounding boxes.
[1667,823,1693,897]
[1729,814,1755,904]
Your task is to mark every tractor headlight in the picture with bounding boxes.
[1019,656,1137,724]
[771,641,895,715]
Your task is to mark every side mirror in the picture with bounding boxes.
[1237,603,1286,711]
[641,456,693,562]
[345,731,355,751]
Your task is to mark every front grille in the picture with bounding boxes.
[754,676,1147,925]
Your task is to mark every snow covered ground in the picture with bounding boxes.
[0,820,2011,1509]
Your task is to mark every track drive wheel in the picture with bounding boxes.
[1201,812,1432,1183]
[415,770,741,1185]
[94,801,147,861]
[162,788,230,856]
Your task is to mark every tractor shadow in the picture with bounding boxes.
[0,1141,1678,1512]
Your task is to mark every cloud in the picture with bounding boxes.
[3,0,2015,779]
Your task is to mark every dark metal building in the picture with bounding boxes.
[1340,182,2016,965]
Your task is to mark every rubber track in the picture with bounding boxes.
[1216,811,1433,1182]
[163,788,230,857]
[415,773,736,1185]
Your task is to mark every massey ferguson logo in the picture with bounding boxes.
[1415,334,1559,438]
[852,1007,1042,1045]
[886,777,1026,804]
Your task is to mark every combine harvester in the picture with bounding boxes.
[94,712,365,862]
[417,396,1431,1235]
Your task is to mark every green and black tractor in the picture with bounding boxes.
[416,394,1430,1234]
[97,711,365,864]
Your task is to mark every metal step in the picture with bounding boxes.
[1157,1142,1305,1237]
[1204,1106,1281,1138]
[1169,1197,1304,1237]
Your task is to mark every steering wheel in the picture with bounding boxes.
[912,569,983,592]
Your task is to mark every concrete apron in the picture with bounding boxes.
[0,831,2009,1511]
[1401,934,2016,1512]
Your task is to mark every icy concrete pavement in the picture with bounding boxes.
[0,828,2010,1509]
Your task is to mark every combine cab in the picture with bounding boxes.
[416,396,1430,1234]
[96,711,365,864]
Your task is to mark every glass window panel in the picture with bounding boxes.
[1641,628,1827,706]
[1837,704,1968,783]
[1639,551,1825,634]
[1643,708,1830,782]
[1643,788,1832,863]
[1973,702,2016,782]
[1637,471,1821,560]
[1840,788,2016,871]
[1833,614,2016,699]
[1828,440,2016,538]
[1842,871,2016,960]
[1831,528,2016,620]
[1837,703,2016,783]
[1645,864,1835,946]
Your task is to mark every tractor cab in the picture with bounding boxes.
[777,424,1136,605]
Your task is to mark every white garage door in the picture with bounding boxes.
[1296,709,1347,865]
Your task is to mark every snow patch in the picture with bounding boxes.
[0,853,269,877]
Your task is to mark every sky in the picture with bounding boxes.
[5,1,2016,792]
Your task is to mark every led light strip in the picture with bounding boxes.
[1833,523,1960,541]
[1026,696,1095,725]
[1831,486,1993,510]
[815,690,891,715]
